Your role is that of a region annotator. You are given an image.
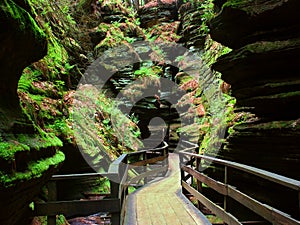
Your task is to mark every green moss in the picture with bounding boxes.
[0,0,45,39]
[0,130,62,161]
[15,0,74,153]
[45,119,74,143]
[46,35,69,80]
[95,23,129,52]
[134,66,162,78]
[223,0,247,8]
[0,142,30,160]
[0,151,64,187]
[18,131,63,150]
[73,88,143,164]
[56,214,69,225]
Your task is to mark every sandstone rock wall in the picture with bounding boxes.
[0,1,64,224]
[210,0,300,219]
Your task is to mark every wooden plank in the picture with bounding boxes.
[110,180,120,198]
[128,166,167,185]
[34,199,120,217]
[158,194,182,225]
[136,194,153,224]
[182,181,242,225]
[130,155,167,166]
[179,152,300,191]
[168,192,209,225]
[227,185,300,225]
[147,195,167,225]
[182,166,227,196]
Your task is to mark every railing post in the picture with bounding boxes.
[110,177,121,225]
[111,212,121,225]
[179,153,188,195]
[196,157,202,210]
[143,152,148,184]
[163,146,169,176]
[47,181,57,225]
[166,146,169,160]
[298,191,300,218]
[224,165,228,212]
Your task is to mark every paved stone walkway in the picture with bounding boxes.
[123,153,211,225]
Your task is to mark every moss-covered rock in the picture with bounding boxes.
[0,1,68,224]
[209,0,300,219]
[0,0,47,130]
[212,38,300,119]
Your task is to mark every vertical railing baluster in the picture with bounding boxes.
[143,151,148,184]
[124,156,129,197]
[298,191,300,218]
[180,153,188,195]
[224,165,228,212]
[196,157,202,210]
[47,181,57,225]
[110,177,121,225]
[163,145,168,175]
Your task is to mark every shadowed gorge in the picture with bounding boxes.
[0,0,299,225]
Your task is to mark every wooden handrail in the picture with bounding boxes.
[179,144,300,225]
[50,172,111,180]
[34,141,169,225]
[179,151,300,191]
[108,141,169,224]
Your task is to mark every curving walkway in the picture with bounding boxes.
[123,153,211,225]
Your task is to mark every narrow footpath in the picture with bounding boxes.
[123,153,211,225]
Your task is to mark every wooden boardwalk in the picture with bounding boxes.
[123,153,211,225]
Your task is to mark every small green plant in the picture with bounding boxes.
[134,66,162,78]
[29,202,35,211]
[198,0,215,35]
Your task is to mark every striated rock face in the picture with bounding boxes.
[210,0,300,220]
[210,0,300,49]
[138,0,179,28]
[0,1,64,225]
[178,3,206,49]
[213,38,300,120]
[0,165,58,225]
[0,0,47,129]
[211,0,300,178]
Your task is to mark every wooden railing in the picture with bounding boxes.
[108,141,169,224]
[33,141,169,225]
[179,142,300,225]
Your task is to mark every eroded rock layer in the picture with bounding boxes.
[0,1,64,224]
[210,0,300,220]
